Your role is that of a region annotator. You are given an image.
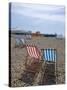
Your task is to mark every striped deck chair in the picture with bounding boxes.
[15,38,25,48]
[41,48,57,84]
[24,45,43,74]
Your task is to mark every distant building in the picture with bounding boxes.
[10,30,64,40]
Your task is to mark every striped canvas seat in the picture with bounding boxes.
[26,45,41,59]
[41,48,56,62]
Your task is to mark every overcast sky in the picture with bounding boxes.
[11,3,65,35]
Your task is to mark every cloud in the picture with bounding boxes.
[12,3,64,12]
[12,4,65,23]
[11,3,65,23]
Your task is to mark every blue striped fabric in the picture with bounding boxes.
[42,48,56,62]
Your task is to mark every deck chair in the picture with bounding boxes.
[15,38,26,48]
[21,45,43,84]
[41,48,57,84]
[24,45,43,74]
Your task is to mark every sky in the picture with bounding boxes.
[11,3,65,35]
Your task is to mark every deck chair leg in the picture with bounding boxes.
[25,56,28,67]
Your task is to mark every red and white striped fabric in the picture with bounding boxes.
[26,45,41,59]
